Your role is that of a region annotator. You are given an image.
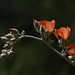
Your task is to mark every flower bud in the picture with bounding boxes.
[0,53,6,58]
[58,39,62,43]
[3,42,10,49]
[0,36,9,42]
[68,56,72,60]
[68,56,75,63]
[1,49,8,53]
[10,38,16,43]
[7,50,13,55]
[61,50,66,56]
[21,30,25,35]
[9,28,20,35]
[5,33,14,39]
[33,19,40,32]
[58,39,63,47]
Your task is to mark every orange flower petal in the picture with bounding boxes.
[66,43,75,56]
[46,20,55,32]
[57,29,64,39]
[39,20,55,32]
[67,26,71,39]
[53,26,71,39]
[53,29,59,38]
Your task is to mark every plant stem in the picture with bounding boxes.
[63,56,75,67]
[24,35,75,67]
[23,35,42,41]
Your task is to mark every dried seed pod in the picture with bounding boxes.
[33,19,40,32]
[9,28,20,35]
[0,36,9,42]
[21,30,25,35]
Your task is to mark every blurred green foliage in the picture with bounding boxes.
[0,0,75,75]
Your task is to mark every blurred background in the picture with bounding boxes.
[0,0,75,75]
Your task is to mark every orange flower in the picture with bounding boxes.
[66,43,75,56]
[38,20,55,32]
[53,26,70,39]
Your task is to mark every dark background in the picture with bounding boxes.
[0,0,75,75]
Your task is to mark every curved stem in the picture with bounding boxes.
[24,35,42,41]
[21,35,75,67]
[24,35,62,56]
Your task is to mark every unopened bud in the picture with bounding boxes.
[10,38,16,43]
[58,39,63,47]
[1,49,8,53]
[61,50,66,56]
[0,36,9,42]
[33,19,40,32]
[0,53,6,58]
[5,33,14,39]
[3,43,10,49]
[7,50,13,55]
[68,56,75,63]
[58,39,62,43]
[9,28,20,35]
[68,56,72,60]
[21,30,25,35]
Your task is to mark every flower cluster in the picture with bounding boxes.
[0,28,25,58]
[33,19,75,63]
[0,19,75,66]
[33,19,55,43]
